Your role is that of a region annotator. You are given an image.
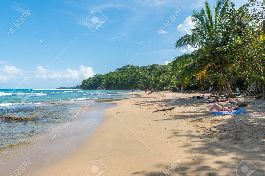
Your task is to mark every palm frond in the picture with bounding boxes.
[175,34,196,48]
[214,0,225,31]
[205,0,214,37]
[193,9,207,32]
[220,0,230,19]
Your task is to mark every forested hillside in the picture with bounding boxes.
[81,63,177,90]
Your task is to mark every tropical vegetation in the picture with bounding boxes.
[81,64,178,90]
[81,0,264,98]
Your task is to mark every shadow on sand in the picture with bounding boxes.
[133,96,265,176]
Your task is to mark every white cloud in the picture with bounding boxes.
[79,65,94,78]
[177,16,195,35]
[0,65,24,82]
[35,65,94,80]
[0,65,94,87]
[164,60,171,65]
[2,65,23,75]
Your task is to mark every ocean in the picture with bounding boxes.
[0,89,128,150]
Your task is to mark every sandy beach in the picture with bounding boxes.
[12,91,265,176]
[1,0,263,175]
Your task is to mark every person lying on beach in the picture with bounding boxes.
[192,95,209,99]
[229,98,249,107]
[146,89,154,95]
[209,103,238,112]
[207,97,228,103]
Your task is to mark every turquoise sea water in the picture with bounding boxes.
[0,89,127,150]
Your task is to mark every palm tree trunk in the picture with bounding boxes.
[260,8,264,98]
[263,17,265,33]
[226,81,233,97]
[262,83,265,99]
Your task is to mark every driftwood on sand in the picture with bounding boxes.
[153,107,175,113]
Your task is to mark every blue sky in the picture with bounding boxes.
[0,0,247,88]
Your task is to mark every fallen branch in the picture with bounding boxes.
[153,107,175,113]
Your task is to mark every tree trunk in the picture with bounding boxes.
[262,0,265,99]
[226,81,234,97]
[220,75,234,97]
[263,83,265,99]
[263,0,265,34]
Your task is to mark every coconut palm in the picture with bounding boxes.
[176,0,231,49]
[175,0,240,95]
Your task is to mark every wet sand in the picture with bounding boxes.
[0,103,113,176]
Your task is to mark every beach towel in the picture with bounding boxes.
[212,108,247,116]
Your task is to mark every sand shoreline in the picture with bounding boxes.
[4,91,265,176]
[0,103,114,176]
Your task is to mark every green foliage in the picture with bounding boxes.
[175,0,264,96]
[81,64,177,90]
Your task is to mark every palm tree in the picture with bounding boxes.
[175,0,237,95]
[176,0,230,49]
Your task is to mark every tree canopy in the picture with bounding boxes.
[175,0,264,96]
